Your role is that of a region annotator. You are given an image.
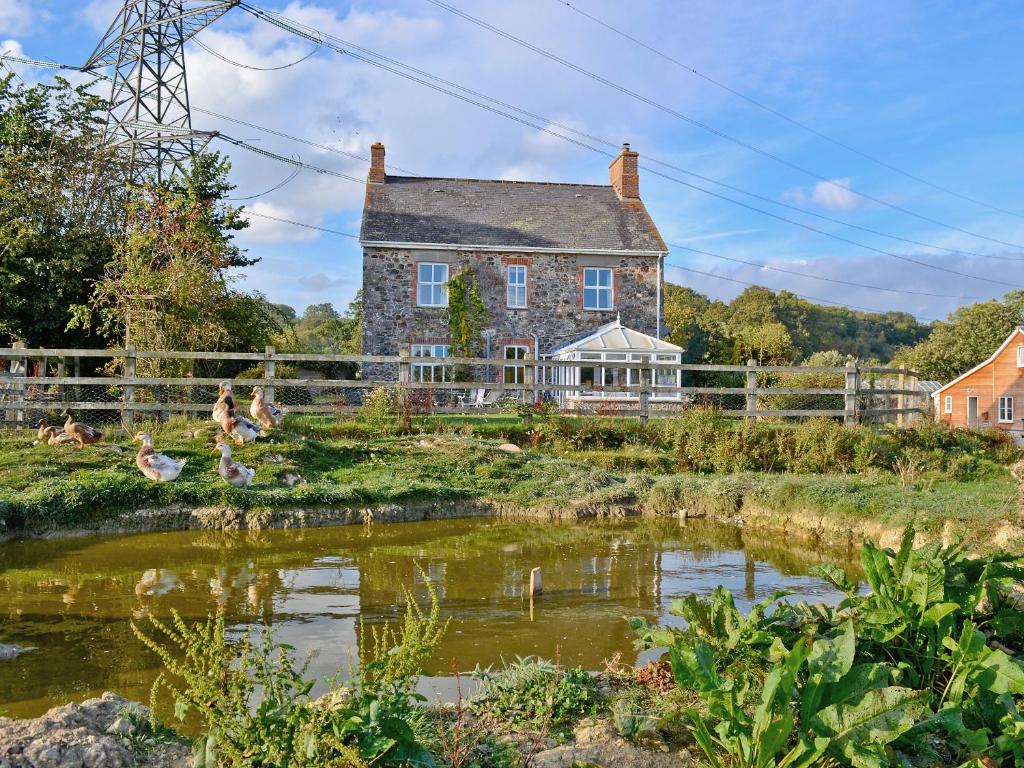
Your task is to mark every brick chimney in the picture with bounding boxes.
[609,143,639,200]
[368,142,386,184]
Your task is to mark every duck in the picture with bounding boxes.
[213,440,255,487]
[134,432,187,482]
[62,411,103,450]
[36,419,74,446]
[250,386,285,429]
[211,381,236,423]
[219,408,261,445]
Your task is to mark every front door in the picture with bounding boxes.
[968,396,979,429]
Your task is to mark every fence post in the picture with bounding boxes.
[845,361,859,426]
[13,341,26,425]
[398,345,411,388]
[56,357,65,398]
[639,365,652,424]
[896,371,906,428]
[745,358,757,423]
[265,346,276,404]
[123,344,136,432]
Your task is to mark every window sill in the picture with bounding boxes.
[582,307,615,312]
[506,305,529,310]
[998,419,1014,424]
[416,304,448,309]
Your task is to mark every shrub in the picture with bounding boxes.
[470,656,600,732]
[786,418,861,473]
[360,387,397,436]
[662,406,727,472]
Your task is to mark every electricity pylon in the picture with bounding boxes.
[83,1,238,183]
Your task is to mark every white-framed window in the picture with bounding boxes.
[1017,346,1024,368]
[417,263,448,307]
[999,396,1014,423]
[503,345,529,384]
[411,343,451,382]
[944,395,952,414]
[582,267,614,310]
[506,265,527,308]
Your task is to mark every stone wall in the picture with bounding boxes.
[361,246,662,379]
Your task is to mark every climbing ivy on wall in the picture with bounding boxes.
[445,268,489,361]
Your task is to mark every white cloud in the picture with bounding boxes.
[0,0,34,35]
[783,177,862,211]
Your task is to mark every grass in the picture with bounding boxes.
[0,413,1021,552]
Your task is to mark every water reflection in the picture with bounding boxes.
[0,518,857,718]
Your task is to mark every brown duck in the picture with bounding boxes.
[62,411,103,450]
[36,419,74,446]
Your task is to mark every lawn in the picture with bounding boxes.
[1,411,1021,552]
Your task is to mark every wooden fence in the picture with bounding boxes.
[0,344,925,428]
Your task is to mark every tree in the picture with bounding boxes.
[0,74,131,347]
[894,293,1024,380]
[71,152,277,373]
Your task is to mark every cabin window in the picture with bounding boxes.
[999,396,1014,423]
[503,345,529,384]
[944,395,952,414]
[417,263,448,307]
[506,265,527,308]
[411,343,450,382]
[1017,346,1024,368]
[583,267,614,310]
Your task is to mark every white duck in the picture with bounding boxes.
[213,441,255,487]
[134,432,187,482]
[219,408,261,445]
[250,386,285,429]
[211,381,235,423]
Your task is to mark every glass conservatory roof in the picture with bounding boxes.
[550,319,683,357]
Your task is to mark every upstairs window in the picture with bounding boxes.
[507,265,527,308]
[417,263,448,307]
[411,343,450,382]
[583,267,613,310]
[999,396,1014,423]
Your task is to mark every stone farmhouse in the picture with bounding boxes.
[932,326,1024,439]
[359,142,675,394]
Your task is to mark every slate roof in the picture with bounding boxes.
[360,176,667,253]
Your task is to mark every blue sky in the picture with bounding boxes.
[3,0,1023,322]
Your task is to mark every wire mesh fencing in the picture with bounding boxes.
[0,346,927,431]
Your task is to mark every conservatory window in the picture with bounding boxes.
[411,344,451,382]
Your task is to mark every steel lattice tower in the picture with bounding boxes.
[84,1,238,183]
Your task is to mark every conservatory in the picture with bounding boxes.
[547,319,684,405]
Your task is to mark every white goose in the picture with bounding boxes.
[213,441,255,487]
[134,432,187,482]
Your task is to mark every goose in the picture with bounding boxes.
[134,432,187,482]
[213,441,255,487]
[62,411,103,450]
[211,381,236,423]
[250,386,285,429]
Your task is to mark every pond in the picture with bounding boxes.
[0,517,857,718]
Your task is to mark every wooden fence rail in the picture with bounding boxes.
[0,344,926,428]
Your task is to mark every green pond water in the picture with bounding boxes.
[0,517,857,719]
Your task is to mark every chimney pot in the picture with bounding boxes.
[609,142,639,200]
[368,141,385,184]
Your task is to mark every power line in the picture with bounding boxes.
[666,242,988,300]
[423,0,1024,251]
[227,11,1024,289]
[242,210,359,238]
[0,52,1009,307]
[552,0,1024,222]
[6,47,1015,271]
[193,36,321,71]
